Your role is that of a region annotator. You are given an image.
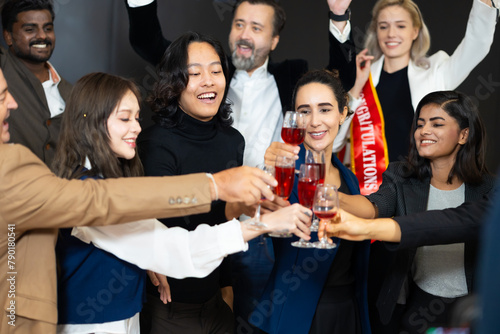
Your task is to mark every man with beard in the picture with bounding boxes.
[0,0,71,166]
[124,1,354,332]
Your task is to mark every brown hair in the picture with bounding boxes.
[52,72,144,180]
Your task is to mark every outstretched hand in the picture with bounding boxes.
[318,208,371,241]
[261,203,312,240]
[264,142,300,166]
[317,208,402,242]
[213,166,277,205]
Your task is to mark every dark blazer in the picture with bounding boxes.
[0,47,72,165]
[124,0,349,114]
[366,161,495,325]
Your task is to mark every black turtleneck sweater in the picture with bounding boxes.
[138,108,245,303]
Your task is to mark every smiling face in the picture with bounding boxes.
[228,2,279,74]
[415,104,469,165]
[376,5,418,66]
[3,9,55,64]
[295,82,347,153]
[0,70,19,144]
[178,41,226,122]
[107,90,141,160]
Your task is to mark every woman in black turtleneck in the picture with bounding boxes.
[137,31,244,334]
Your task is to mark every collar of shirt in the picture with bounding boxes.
[44,61,61,85]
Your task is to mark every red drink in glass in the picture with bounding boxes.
[281,127,305,145]
[313,206,336,220]
[275,166,295,199]
[307,162,325,183]
[298,178,318,209]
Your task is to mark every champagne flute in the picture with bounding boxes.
[268,155,295,238]
[291,164,319,248]
[281,111,306,145]
[305,149,326,232]
[244,164,275,230]
[312,184,338,249]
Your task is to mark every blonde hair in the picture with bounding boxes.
[364,0,431,69]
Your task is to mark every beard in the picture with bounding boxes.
[231,48,255,71]
[12,38,53,63]
[231,39,256,71]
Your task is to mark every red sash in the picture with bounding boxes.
[350,74,389,196]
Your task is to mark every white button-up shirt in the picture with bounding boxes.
[228,58,283,167]
[42,61,65,118]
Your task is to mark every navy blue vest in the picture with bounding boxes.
[56,174,145,324]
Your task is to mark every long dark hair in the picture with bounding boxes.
[149,31,233,128]
[52,72,144,180]
[404,90,488,184]
[292,69,351,117]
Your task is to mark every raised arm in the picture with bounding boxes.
[125,0,171,65]
[327,0,356,92]
[433,0,497,90]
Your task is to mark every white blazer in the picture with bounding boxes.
[333,0,497,153]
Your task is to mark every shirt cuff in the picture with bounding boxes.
[127,0,154,8]
[217,219,249,254]
[348,92,363,111]
[329,20,351,43]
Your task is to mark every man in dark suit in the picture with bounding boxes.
[124,1,354,331]
[0,0,72,165]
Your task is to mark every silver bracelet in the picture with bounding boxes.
[206,173,218,201]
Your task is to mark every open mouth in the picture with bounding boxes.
[236,40,254,56]
[2,119,8,133]
[197,92,217,101]
[123,138,136,148]
[385,41,400,47]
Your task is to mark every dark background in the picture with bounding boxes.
[5,0,500,172]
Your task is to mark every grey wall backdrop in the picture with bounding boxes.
[16,0,500,172]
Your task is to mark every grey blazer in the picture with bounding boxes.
[0,47,73,165]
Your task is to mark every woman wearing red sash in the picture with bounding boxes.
[327,2,497,333]
[327,0,497,195]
